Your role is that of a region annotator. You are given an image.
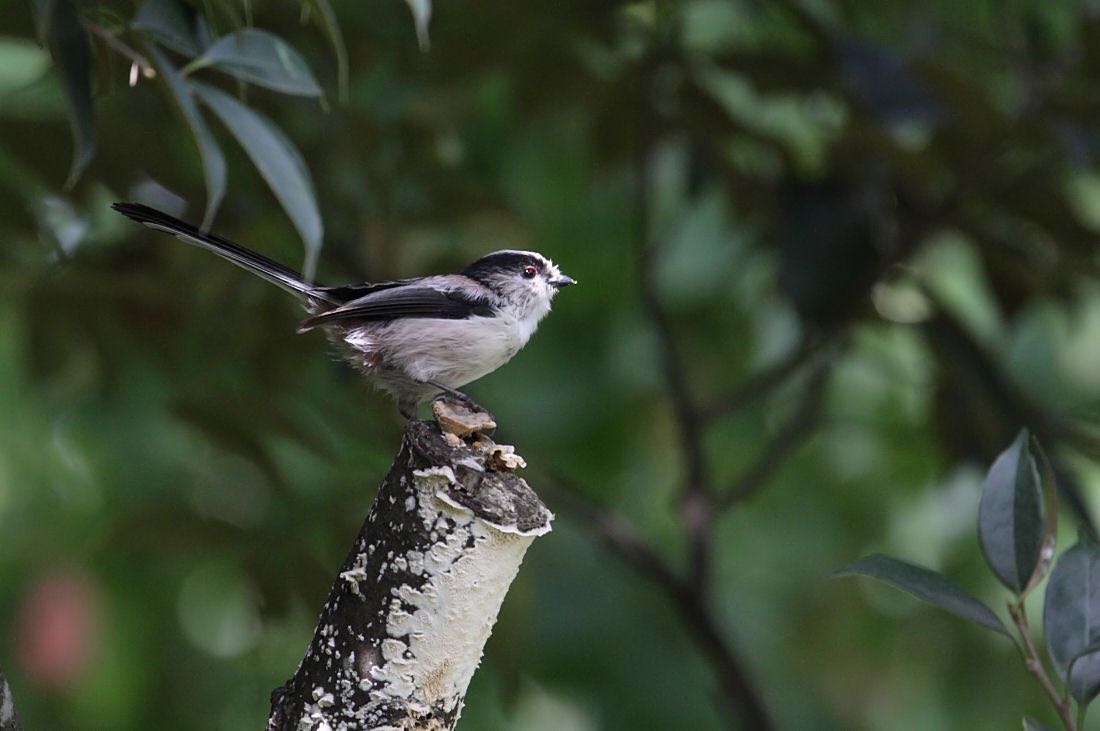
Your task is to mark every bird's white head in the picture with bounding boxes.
[463,250,576,319]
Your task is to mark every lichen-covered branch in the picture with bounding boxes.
[267,419,552,731]
[0,667,21,731]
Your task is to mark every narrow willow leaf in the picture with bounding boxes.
[205,0,244,31]
[193,82,321,281]
[1023,718,1052,731]
[49,0,95,188]
[304,0,348,103]
[833,553,1010,637]
[1044,535,1100,704]
[979,430,1044,594]
[133,0,200,57]
[194,14,214,50]
[145,46,226,230]
[34,194,88,256]
[404,0,432,51]
[30,0,51,43]
[189,29,321,96]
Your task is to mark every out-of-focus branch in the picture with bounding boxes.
[82,19,155,81]
[701,337,825,423]
[634,66,716,593]
[539,476,775,730]
[625,29,807,727]
[919,301,1097,534]
[539,476,683,595]
[1008,601,1077,731]
[718,363,830,510]
[0,667,22,731]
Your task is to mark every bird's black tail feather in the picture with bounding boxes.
[111,202,338,304]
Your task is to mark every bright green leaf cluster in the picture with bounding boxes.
[32,0,94,189]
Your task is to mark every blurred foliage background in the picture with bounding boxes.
[5,0,1100,729]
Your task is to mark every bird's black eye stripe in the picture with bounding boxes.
[463,251,544,285]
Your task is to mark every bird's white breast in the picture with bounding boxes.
[347,305,546,390]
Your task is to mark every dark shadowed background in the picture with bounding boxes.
[3,0,1100,729]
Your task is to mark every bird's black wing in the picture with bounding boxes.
[297,286,495,332]
[312,278,422,304]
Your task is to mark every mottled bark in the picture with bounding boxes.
[267,419,552,731]
[0,667,21,731]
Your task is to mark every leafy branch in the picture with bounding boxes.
[837,432,1100,731]
[27,0,359,278]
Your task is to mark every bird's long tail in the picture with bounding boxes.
[111,202,338,304]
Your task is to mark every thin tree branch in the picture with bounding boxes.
[1008,601,1077,731]
[670,585,775,731]
[634,154,708,498]
[634,69,715,592]
[538,476,683,595]
[718,363,830,510]
[700,337,825,423]
[624,30,803,728]
[539,476,776,730]
[82,19,155,81]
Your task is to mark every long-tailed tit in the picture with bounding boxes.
[112,203,575,417]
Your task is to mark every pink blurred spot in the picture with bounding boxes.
[16,570,98,691]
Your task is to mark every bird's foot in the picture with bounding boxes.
[426,382,491,416]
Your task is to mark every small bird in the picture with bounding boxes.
[112,202,575,417]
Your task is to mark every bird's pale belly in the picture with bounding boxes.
[343,314,530,389]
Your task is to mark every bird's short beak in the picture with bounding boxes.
[550,274,577,288]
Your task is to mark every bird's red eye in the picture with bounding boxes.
[522,265,538,279]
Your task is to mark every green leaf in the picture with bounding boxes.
[404,0,432,51]
[188,29,321,96]
[192,82,322,281]
[30,0,52,43]
[34,194,88,256]
[1023,718,1053,731]
[834,553,1010,637]
[133,0,200,57]
[1044,534,1100,705]
[978,429,1045,594]
[1027,437,1060,593]
[0,36,51,93]
[48,0,95,188]
[145,46,226,230]
[1068,637,1100,706]
[303,0,348,103]
[198,0,244,33]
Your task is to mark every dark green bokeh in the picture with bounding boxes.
[4,1,1100,729]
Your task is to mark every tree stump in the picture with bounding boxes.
[267,419,552,731]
